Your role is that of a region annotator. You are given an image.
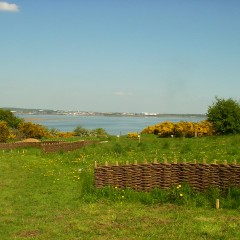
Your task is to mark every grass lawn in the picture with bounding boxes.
[1,135,240,239]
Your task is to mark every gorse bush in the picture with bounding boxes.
[141,120,214,138]
[0,121,10,142]
[57,131,75,138]
[128,132,139,138]
[18,122,51,139]
[153,121,175,137]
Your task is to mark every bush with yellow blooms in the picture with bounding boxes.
[141,120,215,138]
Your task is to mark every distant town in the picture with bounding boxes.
[2,107,205,118]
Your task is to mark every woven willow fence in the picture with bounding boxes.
[0,140,98,153]
[94,160,240,191]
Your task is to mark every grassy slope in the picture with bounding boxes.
[1,135,240,239]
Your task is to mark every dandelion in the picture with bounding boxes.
[177,184,181,189]
[180,193,183,197]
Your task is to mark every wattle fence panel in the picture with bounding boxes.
[94,161,240,191]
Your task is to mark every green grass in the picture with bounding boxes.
[1,134,240,239]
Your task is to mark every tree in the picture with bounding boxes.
[0,109,23,129]
[207,97,240,135]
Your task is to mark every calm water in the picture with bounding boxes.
[17,114,206,135]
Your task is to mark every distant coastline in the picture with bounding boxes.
[2,107,206,118]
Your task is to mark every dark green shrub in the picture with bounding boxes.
[0,109,23,129]
[112,143,125,155]
[207,97,240,135]
[90,128,109,138]
[73,125,90,137]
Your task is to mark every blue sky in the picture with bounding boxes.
[1,0,240,114]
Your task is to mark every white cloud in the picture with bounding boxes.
[0,1,19,12]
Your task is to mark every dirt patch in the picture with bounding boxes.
[21,138,40,143]
[17,230,41,238]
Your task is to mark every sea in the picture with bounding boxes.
[17,114,206,136]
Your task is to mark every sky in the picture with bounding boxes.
[1,0,240,114]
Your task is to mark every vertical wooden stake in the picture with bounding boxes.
[233,160,237,165]
[126,160,129,165]
[153,158,158,164]
[216,199,220,209]
[134,160,138,165]
[94,161,97,168]
[105,161,108,166]
[224,160,227,165]
[115,161,119,166]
